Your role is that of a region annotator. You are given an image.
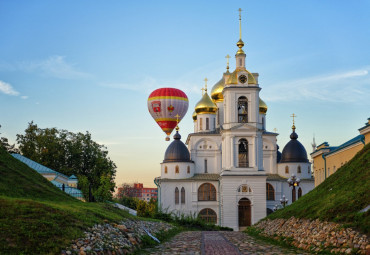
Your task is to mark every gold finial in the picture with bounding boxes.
[225,54,230,71]
[201,87,205,96]
[175,114,180,131]
[204,78,208,92]
[290,113,297,130]
[273,128,278,133]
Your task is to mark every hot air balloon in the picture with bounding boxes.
[148,88,189,141]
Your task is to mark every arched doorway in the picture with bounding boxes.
[238,198,251,227]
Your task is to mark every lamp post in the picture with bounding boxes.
[287,173,301,202]
[273,204,279,211]
[280,195,289,208]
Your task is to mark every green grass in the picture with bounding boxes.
[268,143,370,234]
[0,147,133,254]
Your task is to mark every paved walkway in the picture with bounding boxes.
[144,231,309,255]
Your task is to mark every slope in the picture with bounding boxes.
[268,143,370,233]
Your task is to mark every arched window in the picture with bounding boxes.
[187,166,190,174]
[164,166,168,174]
[238,139,249,167]
[237,96,248,123]
[175,187,179,204]
[198,183,216,201]
[266,183,275,200]
[206,118,209,130]
[199,118,203,130]
[285,166,289,174]
[204,159,208,173]
[198,208,217,224]
[181,187,185,204]
[297,165,301,173]
[175,165,179,174]
[298,187,302,199]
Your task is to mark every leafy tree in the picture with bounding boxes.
[0,125,20,154]
[16,122,116,201]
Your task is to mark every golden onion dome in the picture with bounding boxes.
[226,68,257,85]
[259,98,268,114]
[210,77,225,103]
[192,111,197,121]
[195,92,217,114]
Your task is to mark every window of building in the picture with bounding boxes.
[213,118,216,130]
[237,96,248,123]
[266,183,275,200]
[285,166,289,174]
[198,208,217,224]
[262,117,265,130]
[175,187,179,204]
[181,187,185,204]
[204,159,208,173]
[308,166,310,174]
[187,166,190,174]
[297,165,301,174]
[298,187,302,199]
[238,138,248,167]
[198,183,216,201]
[199,118,203,130]
[328,167,330,175]
[175,165,179,174]
[206,118,209,130]
[164,166,168,174]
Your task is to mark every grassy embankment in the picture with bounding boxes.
[0,147,132,254]
[267,143,370,234]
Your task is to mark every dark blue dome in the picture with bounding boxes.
[276,144,282,163]
[280,130,308,163]
[163,131,191,163]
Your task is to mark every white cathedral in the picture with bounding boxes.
[154,13,314,231]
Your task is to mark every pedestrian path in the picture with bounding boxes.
[144,231,308,255]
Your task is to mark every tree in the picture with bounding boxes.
[0,125,20,154]
[16,122,116,201]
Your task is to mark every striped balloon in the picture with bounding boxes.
[148,88,189,141]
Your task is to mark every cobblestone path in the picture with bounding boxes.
[144,231,309,255]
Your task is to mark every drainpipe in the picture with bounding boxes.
[360,135,365,146]
[322,154,327,180]
[154,178,161,210]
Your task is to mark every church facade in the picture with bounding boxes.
[154,13,314,231]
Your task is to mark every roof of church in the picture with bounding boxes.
[163,131,192,163]
[280,129,309,163]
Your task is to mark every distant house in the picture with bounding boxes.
[11,154,84,201]
[117,183,157,202]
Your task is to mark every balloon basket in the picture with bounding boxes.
[165,136,170,141]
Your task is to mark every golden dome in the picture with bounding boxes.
[210,77,225,103]
[226,68,257,85]
[195,92,217,114]
[192,111,197,121]
[259,98,268,114]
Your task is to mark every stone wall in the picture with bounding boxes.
[254,217,369,254]
[62,219,173,254]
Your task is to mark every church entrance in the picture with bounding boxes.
[238,198,251,227]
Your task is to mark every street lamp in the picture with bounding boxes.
[287,173,301,202]
[280,195,288,208]
[273,204,279,211]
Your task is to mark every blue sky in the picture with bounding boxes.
[1,1,369,187]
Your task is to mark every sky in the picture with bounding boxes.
[1,1,369,188]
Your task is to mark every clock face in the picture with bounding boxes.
[239,74,247,84]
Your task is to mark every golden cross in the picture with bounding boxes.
[238,8,242,39]
[273,128,278,133]
[290,113,297,125]
[175,114,180,123]
[204,77,208,92]
[225,54,230,71]
[201,87,205,96]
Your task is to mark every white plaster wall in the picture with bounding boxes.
[216,101,224,127]
[277,162,312,179]
[197,113,216,132]
[161,162,195,179]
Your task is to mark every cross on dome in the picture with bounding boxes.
[204,78,208,92]
[225,54,230,71]
[290,113,297,130]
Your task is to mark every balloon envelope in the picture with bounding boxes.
[148,88,189,140]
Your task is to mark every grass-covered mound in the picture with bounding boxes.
[268,143,370,234]
[0,147,131,254]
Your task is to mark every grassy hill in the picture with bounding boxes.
[268,143,370,234]
[0,147,131,254]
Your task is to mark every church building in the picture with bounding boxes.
[154,11,314,231]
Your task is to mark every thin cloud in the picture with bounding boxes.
[21,96,28,99]
[0,80,19,96]
[2,56,91,80]
[264,67,370,103]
